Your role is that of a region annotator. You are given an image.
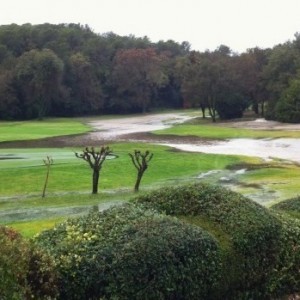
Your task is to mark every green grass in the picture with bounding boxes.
[0,143,254,237]
[235,164,300,205]
[6,217,67,238]
[0,118,91,142]
[2,113,300,237]
[0,143,245,196]
[154,124,300,139]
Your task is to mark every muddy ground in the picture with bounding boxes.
[2,113,300,149]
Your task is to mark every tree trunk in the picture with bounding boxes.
[261,101,265,117]
[201,106,206,118]
[134,171,144,192]
[42,165,50,198]
[253,102,259,115]
[92,169,99,194]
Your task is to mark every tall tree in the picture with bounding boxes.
[65,52,104,115]
[111,48,168,113]
[236,48,269,116]
[14,48,64,119]
[0,70,20,119]
[262,42,300,119]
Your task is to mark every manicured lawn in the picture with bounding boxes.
[154,124,300,139]
[0,118,91,142]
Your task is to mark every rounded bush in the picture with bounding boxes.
[265,214,300,297]
[133,183,282,298]
[35,204,221,299]
[272,195,300,214]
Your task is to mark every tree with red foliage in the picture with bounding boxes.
[112,48,168,113]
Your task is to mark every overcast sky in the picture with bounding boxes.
[1,0,300,53]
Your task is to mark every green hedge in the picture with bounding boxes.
[35,204,221,299]
[265,214,300,297]
[31,183,300,299]
[0,226,58,299]
[133,183,282,298]
[272,196,300,216]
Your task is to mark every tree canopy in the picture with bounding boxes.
[0,23,300,122]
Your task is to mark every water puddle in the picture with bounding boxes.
[88,113,197,139]
[194,168,281,204]
[160,138,300,163]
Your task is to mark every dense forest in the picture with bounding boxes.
[0,23,300,122]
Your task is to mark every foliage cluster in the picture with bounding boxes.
[1,24,300,122]
[0,225,59,299]
[3,182,299,299]
[133,183,300,299]
[272,195,300,214]
[0,23,186,119]
[266,214,300,297]
[35,204,221,299]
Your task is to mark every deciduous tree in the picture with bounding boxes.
[111,48,168,113]
[14,48,64,119]
[75,146,113,194]
[129,150,153,192]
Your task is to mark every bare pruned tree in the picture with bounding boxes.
[129,150,153,192]
[75,146,113,194]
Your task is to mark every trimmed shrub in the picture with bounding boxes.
[35,204,221,299]
[0,225,59,299]
[265,214,300,298]
[272,196,300,216]
[133,183,282,298]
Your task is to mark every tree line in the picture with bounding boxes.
[0,23,300,122]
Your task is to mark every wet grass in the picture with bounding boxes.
[2,113,300,237]
[0,142,258,237]
[5,217,67,238]
[235,163,300,205]
[0,143,245,196]
[0,118,91,142]
[153,124,300,139]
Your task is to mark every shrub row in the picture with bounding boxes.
[22,183,300,299]
[272,195,300,214]
[35,204,221,299]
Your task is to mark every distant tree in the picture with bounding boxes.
[66,52,104,115]
[274,76,300,122]
[14,48,64,119]
[262,42,300,119]
[129,150,153,192]
[176,50,221,121]
[75,146,113,194]
[177,47,249,121]
[0,70,20,119]
[111,48,168,113]
[236,48,269,116]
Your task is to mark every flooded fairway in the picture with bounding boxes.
[161,138,300,163]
